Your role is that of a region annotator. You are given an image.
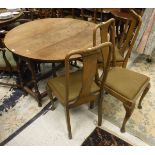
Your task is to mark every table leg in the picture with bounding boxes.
[26,59,42,107]
[16,59,24,88]
[72,9,75,18]
[14,58,64,107]
[93,9,97,23]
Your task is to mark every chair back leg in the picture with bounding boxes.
[98,92,104,126]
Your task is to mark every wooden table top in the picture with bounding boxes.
[4,18,96,61]
[0,10,23,28]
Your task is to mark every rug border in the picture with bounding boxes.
[81,126,132,146]
[0,102,51,146]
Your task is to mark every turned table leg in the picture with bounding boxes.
[27,59,42,107]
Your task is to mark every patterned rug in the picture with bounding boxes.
[0,77,50,145]
[92,53,155,145]
[82,127,131,146]
[0,64,72,145]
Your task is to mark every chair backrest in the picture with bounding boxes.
[0,38,15,72]
[93,18,116,68]
[64,42,113,106]
[93,10,142,67]
[114,9,142,59]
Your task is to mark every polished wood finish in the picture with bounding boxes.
[47,42,113,139]
[4,18,96,61]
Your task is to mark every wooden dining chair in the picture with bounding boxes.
[0,36,19,87]
[102,66,150,133]
[94,33,150,133]
[93,15,150,133]
[0,37,17,72]
[93,9,142,68]
[46,42,113,139]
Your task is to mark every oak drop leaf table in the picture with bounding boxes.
[4,18,96,106]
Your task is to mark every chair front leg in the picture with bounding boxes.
[27,59,42,107]
[138,83,150,109]
[65,107,72,139]
[121,102,135,133]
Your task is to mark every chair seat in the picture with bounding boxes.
[47,70,100,104]
[0,49,17,68]
[105,67,150,100]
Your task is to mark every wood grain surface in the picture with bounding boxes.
[4,18,96,61]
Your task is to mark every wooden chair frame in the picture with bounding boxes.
[0,37,20,87]
[93,18,150,132]
[93,9,142,68]
[103,70,150,133]
[46,42,113,139]
[114,9,142,67]
[93,15,150,133]
[93,18,116,68]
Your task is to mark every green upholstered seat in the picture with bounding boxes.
[0,49,17,68]
[47,70,100,104]
[105,67,150,100]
